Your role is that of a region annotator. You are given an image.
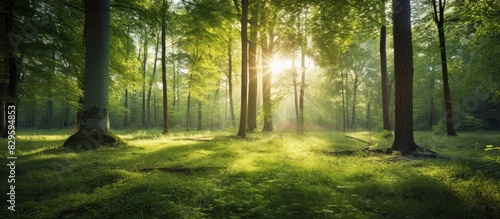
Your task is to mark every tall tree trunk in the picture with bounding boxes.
[0,0,7,137]
[161,0,169,134]
[429,98,436,127]
[123,89,128,127]
[141,33,148,128]
[341,71,346,132]
[298,10,307,133]
[432,0,457,136]
[351,73,358,128]
[345,76,350,130]
[186,92,191,131]
[261,43,273,132]
[366,100,371,129]
[63,106,70,128]
[47,51,56,129]
[197,101,202,130]
[247,1,259,132]
[299,39,306,132]
[380,24,391,131]
[172,34,176,108]
[147,35,160,129]
[227,41,236,127]
[391,0,418,155]
[293,59,299,123]
[1,0,18,138]
[154,92,157,127]
[260,5,275,132]
[237,0,249,137]
[63,0,122,150]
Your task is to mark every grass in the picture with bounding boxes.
[1,129,500,218]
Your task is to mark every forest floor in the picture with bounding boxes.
[2,129,500,218]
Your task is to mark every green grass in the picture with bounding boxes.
[1,129,500,218]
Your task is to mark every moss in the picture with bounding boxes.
[62,130,125,152]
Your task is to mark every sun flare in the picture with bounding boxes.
[271,58,293,75]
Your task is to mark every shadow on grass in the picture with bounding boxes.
[3,132,500,219]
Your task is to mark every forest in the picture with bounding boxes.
[1,0,500,218]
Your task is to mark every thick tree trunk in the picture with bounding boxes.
[380,25,391,131]
[237,0,249,137]
[63,0,122,150]
[432,0,457,136]
[161,0,169,134]
[0,0,7,137]
[247,5,258,131]
[391,0,418,155]
[1,0,18,138]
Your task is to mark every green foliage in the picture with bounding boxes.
[432,119,447,135]
[459,115,485,131]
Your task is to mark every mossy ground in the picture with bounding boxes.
[1,129,499,218]
[62,130,124,151]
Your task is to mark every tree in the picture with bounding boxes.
[390,0,418,155]
[1,0,18,138]
[380,0,391,131]
[431,0,457,136]
[63,0,123,150]
[260,1,275,132]
[247,0,259,132]
[161,0,169,134]
[237,0,249,137]
[226,35,236,127]
[298,8,308,132]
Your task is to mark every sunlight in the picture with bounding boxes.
[271,57,293,75]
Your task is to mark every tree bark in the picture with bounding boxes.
[298,10,307,133]
[432,0,457,136]
[293,59,299,123]
[237,0,249,137]
[197,101,202,130]
[63,0,122,150]
[141,33,148,128]
[341,71,346,132]
[351,72,358,128]
[260,6,275,132]
[299,38,306,132]
[247,2,258,132]
[261,41,273,132]
[227,40,236,127]
[161,0,169,134]
[186,92,191,131]
[391,0,418,155]
[380,25,391,131]
[147,34,160,129]
[1,0,18,138]
[124,89,128,128]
